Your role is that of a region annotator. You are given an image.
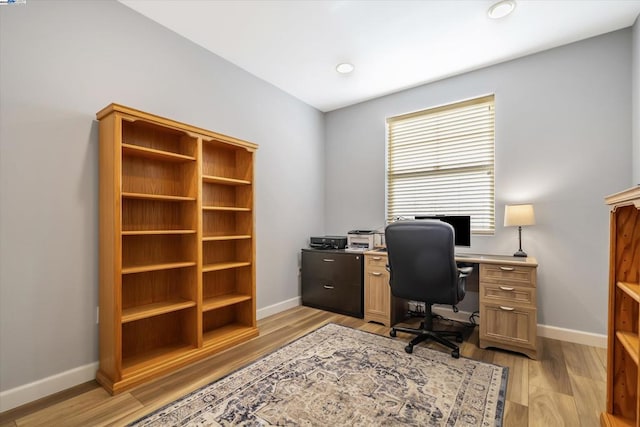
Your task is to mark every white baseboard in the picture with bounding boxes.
[256,296,301,320]
[537,324,607,348]
[431,306,607,348]
[0,361,98,413]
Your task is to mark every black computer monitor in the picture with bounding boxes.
[414,215,471,247]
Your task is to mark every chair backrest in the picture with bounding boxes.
[385,220,462,305]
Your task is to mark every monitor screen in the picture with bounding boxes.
[414,215,471,247]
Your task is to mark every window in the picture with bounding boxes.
[386,95,495,234]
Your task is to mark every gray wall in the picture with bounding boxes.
[0,0,324,392]
[325,30,633,334]
[633,16,640,185]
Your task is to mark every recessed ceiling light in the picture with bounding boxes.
[336,63,354,74]
[487,0,516,19]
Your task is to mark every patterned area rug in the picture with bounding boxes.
[130,323,508,426]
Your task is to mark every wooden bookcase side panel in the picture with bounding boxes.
[195,136,204,350]
[99,113,123,381]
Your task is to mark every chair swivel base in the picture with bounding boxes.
[390,325,462,358]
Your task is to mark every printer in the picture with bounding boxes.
[309,235,347,250]
[347,230,375,251]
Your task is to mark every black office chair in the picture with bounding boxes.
[385,220,473,358]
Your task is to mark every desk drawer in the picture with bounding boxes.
[481,264,536,287]
[366,253,387,269]
[480,283,536,307]
[480,303,537,349]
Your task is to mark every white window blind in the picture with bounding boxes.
[386,95,495,234]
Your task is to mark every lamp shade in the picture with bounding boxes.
[504,204,535,227]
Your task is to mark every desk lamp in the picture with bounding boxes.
[504,204,535,257]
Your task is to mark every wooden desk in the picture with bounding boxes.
[363,250,539,359]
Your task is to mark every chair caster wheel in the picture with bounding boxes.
[419,322,425,329]
[451,349,460,358]
[455,336,463,343]
[390,329,397,337]
[405,345,414,354]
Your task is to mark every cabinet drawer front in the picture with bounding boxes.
[481,264,536,286]
[480,304,537,348]
[364,271,390,318]
[365,254,388,269]
[301,278,362,315]
[480,283,536,306]
[302,252,362,285]
[365,267,388,280]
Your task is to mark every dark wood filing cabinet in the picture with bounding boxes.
[301,249,364,318]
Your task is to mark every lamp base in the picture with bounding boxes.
[513,249,528,257]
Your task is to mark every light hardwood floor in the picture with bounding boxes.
[0,305,606,427]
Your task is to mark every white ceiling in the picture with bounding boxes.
[120,0,640,112]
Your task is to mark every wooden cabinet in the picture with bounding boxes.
[97,104,258,394]
[479,262,538,359]
[364,252,408,326]
[301,249,363,318]
[601,186,640,427]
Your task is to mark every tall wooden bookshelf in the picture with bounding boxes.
[97,104,258,394]
[601,186,640,427]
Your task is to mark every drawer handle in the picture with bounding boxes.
[499,306,515,311]
[370,272,382,276]
[322,258,335,262]
[372,256,382,260]
[323,285,334,289]
[499,266,515,271]
[499,286,515,291]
